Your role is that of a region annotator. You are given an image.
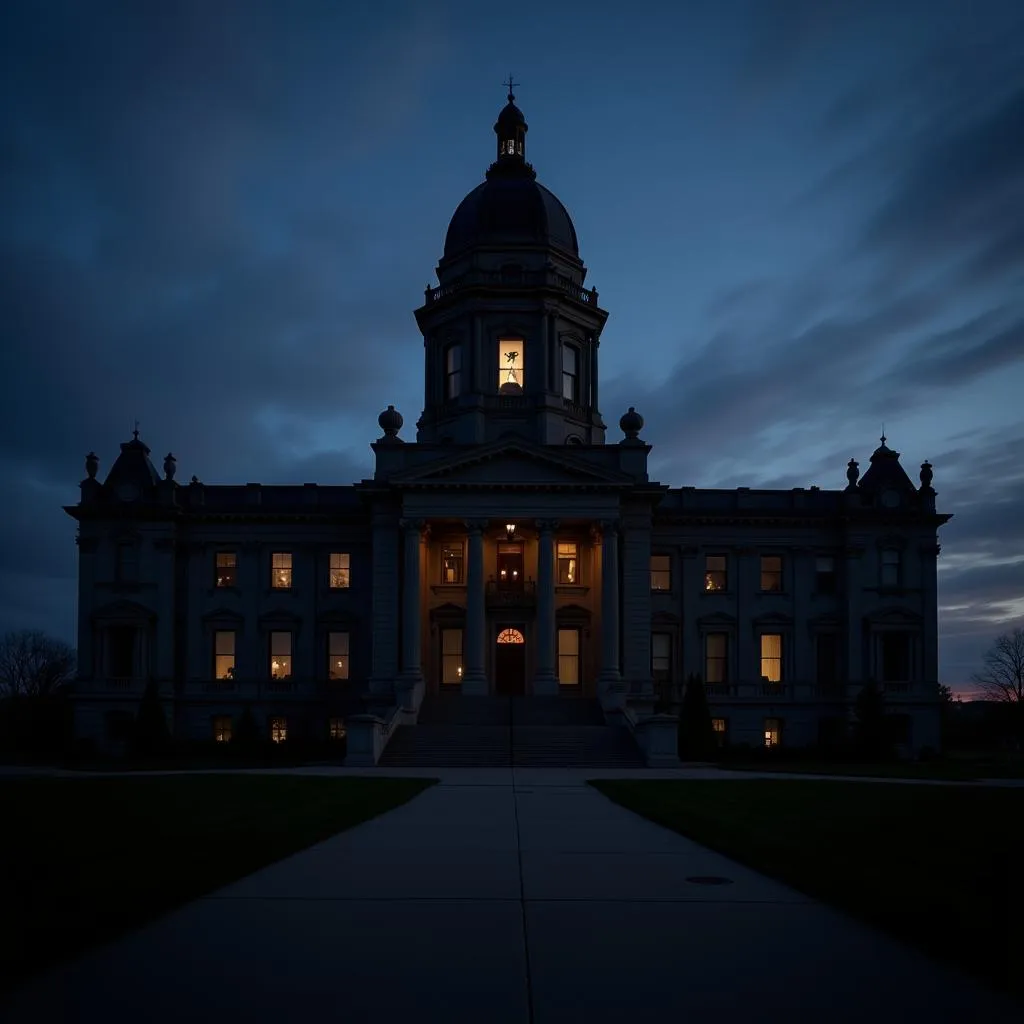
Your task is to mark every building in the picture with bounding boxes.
[66,88,949,762]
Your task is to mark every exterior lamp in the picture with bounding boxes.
[506,523,516,541]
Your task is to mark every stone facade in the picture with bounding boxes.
[65,92,949,758]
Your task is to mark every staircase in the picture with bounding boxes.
[379,695,645,768]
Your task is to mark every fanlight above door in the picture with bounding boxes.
[496,628,525,644]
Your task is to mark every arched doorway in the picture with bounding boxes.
[494,627,526,695]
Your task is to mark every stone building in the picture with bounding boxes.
[65,89,949,762]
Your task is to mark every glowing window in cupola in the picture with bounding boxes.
[498,338,524,391]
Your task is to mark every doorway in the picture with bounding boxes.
[494,627,526,695]
[496,543,524,591]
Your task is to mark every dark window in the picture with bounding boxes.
[557,542,578,584]
[116,542,137,582]
[705,633,728,684]
[445,344,462,399]
[764,718,783,747]
[441,545,464,584]
[651,633,672,684]
[881,632,911,682]
[705,555,727,592]
[562,345,578,402]
[815,556,836,594]
[108,625,134,678]
[881,549,901,588]
[816,633,838,685]
[650,555,671,591]
[760,556,783,592]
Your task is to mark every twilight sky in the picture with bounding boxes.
[2,0,1022,694]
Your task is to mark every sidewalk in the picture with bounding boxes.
[4,770,1020,1023]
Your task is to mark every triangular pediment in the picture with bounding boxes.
[388,441,634,488]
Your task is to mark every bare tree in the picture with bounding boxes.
[0,630,76,700]
[972,628,1024,704]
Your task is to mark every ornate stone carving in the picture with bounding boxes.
[919,461,934,490]
[163,453,176,480]
[85,452,99,480]
[846,459,860,489]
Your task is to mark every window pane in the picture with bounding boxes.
[271,717,287,743]
[764,718,781,747]
[329,717,346,740]
[558,628,579,685]
[650,555,671,591]
[213,716,233,743]
[214,631,236,680]
[271,552,292,589]
[760,556,783,592]
[442,545,464,584]
[498,338,524,389]
[705,633,728,684]
[270,632,292,678]
[441,629,463,684]
[652,633,671,676]
[328,631,350,679]
[215,552,237,587]
[760,634,782,682]
[705,555,727,591]
[816,633,838,684]
[563,346,576,374]
[329,552,350,588]
[557,542,578,584]
[446,345,461,373]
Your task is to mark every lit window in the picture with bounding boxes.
[815,556,836,594]
[215,552,237,588]
[712,718,728,747]
[441,629,463,684]
[213,716,232,743]
[705,633,728,684]
[760,634,783,683]
[650,555,671,591]
[558,628,579,685]
[270,717,287,744]
[881,549,901,588]
[214,631,236,679]
[328,631,349,680]
[270,631,292,679]
[651,633,672,683]
[496,628,525,644]
[446,345,462,399]
[557,542,578,584]
[271,552,292,589]
[442,545,464,584]
[760,556,783,592]
[329,717,346,741]
[116,541,137,583]
[764,718,782,747]
[498,338,524,390]
[329,552,350,589]
[817,633,838,685]
[705,555,727,592]
[562,345,578,402]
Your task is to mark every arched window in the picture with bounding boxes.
[496,628,525,644]
[562,344,579,402]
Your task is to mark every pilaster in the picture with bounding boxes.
[621,513,653,696]
[597,519,623,704]
[369,511,400,697]
[462,518,489,695]
[533,518,559,695]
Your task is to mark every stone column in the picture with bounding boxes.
[398,520,425,704]
[534,519,559,695]
[369,512,400,699]
[621,514,653,698]
[597,519,623,705]
[462,519,489,695]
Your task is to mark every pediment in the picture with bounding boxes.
[202,606,245,624]
[429,602,465,619]
[556,603,592,621]
[389,441,634,489]
[92,599,156,622]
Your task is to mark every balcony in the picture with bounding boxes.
[485,580,536,609]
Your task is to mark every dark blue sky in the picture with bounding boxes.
[2,0,1022,694]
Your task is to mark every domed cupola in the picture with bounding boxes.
[490,79,533,178]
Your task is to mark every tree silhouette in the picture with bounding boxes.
[678,672,716,760]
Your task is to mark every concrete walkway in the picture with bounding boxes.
[4,770,1020,1023]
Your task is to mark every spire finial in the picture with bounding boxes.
[133,418,140,441]
[880,423,886,446]
[503,74,519,102]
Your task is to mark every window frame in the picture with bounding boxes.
[498,337,525,390]
[445,343,462,400]
[711,718,729,748]
[270,717,288,744]
[441,628,463,685]
[880,548,901,589]
[214,630,236,680]
[328,717,346,741]
[215,551,238,588]
[763,717,783,748]
[651,632,672,684]
[329,552,351,589]
[271,552,293,590]
[557,627,580,685]
[815,555,836,595]
[704,554,728,592]
[561,343,579,403]
[759,555,783,593]
[759,633,784,684]
[650,554,672,592]
[269,630,292,679]
[327,631,350,680]
[213,715,233,743]
[441,543,464,585]
[557,542,579,585]
[705,632,729,685]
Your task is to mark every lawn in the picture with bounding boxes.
[0,774,435,994]
[717,757,1024,781]
[590,779,1024,999]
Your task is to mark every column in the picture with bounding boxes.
[597,519,623,704]
[534,519,559,695]
[399,519,424,684]
[369,513,400,698]
[621,516,653,697]
[462,519,488,695]
[591,338,599,412]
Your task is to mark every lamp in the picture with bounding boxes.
[506,522,516,541]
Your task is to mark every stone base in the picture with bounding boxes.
[532,673,559,697]
[460,674,489,697]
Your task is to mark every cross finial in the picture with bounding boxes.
[503,74,519,102]
[133,418,140,441]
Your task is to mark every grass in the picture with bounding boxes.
[590,779,1024,999]
[0,774,435,995]
[716,757,1024,780]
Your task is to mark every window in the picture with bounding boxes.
[880,632,911,682]
[441,629,463,684]
[650,555,671,591]
[816,633,838,685]
[445,344,462,399]
[760,634,783,683]
[329,717,346,741]
[881,549,901,588]
[329,552,350,589]
[214,631,236,679]
[651,633,672,684]
[328,631,349,680]
[705,633,728,684]
[704,555,727,592]
[558,629,580,685]
[108,625,135,678]
[116,541,137,583]
[441,544,464,585]
[764,718,782,748]
[271,552,292,589]
[215,552,237,588]
[269,631,292,679]
[760,556,783,592]
[815,556,836,594]
[557,542,578,585]
[270,717,287,744]
[213,716,232,743]
[562,344,578,402]
[712,718,728,748]
[498,337,524,390]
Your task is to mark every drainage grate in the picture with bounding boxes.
[685,875,734,885]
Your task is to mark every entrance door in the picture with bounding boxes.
[494,627,526,695]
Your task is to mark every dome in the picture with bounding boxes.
[443,176,579,259]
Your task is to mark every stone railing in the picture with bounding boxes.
[424,270,598,306]
[485,580,537,608]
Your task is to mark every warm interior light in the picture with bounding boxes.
[506,522,516,540]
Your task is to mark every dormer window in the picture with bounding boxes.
[562,344,579,402]
[445,344,462,400]
[498,338,524,391]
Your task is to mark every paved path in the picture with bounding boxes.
[4,771,1020,1023]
